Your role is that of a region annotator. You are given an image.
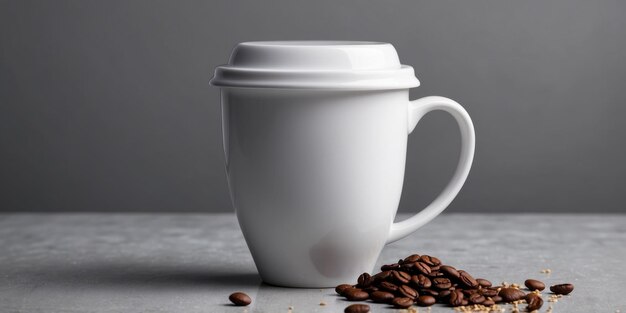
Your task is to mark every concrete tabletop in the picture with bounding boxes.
[1,213,624,313]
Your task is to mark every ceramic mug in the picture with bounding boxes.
[210,41,475,287]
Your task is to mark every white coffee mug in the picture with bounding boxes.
[210,41,475,287]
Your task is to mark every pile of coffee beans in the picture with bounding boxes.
[336,253,574,312]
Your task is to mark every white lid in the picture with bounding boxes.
[210,41,420,90]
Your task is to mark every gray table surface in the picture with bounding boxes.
[1,213,624,313]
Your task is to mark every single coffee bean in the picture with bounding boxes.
[228,292,252,306]
[363,286,379,293]
[400,262,415,271]
[449,289,464,306]
[344,304,370,313]
[491,295,503,303]
[419,255,441,266]
[372,270,391,282]
[430,264,441,271]
[370,290,395,303]
[476,278,492,287]
[398,285,418,299]
[480,288,499,297]
[461,289,476,296]
[526,293,544,311]
[550,283,574,295]
[432,277,452,290]
[404,254,421,263]
[381,263,400,271]
[392,270,411,284]
[524,279,545,291]
[336,284,353,295]
[411,262,431,275]
[482,298,495,306]
[427,270,444,278]
[357,273,372,288]
[458,270,479,288]
[498,287,526,302]
[379,281,399,292]
[438,289,452,302]
[469,293,486,304]
[420,288,439,297]
[392,297,414,309]
[416,295,436,306]
[461,299,469,306]
[411,274,432,288]
[344,288,369,301]
[439,265,460,279]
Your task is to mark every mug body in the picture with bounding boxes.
[221,88,408,287]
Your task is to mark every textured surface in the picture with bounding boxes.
[3,0,626,213]
[1,213,625,312]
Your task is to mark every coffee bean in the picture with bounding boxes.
[367,290,393,303]
[344,304,370,313]
[427,270,444,278]
[416,295,436,306]
[524,279,545,291]
[357,273,372,288]
[458,270,479,288]
[526,293,544,311]
[336,284,352,295]
[469,293,486,304]
[476,278,492,287]
[381,263,400,271]
[228,292,251,306]
[419,255,441,266]
[404,254,421,263]
[344,288,369,301]
[498,287,526,302]
[411,274,432,289]
[363,286,378,293]
[398,285,418,299]
[379,281,399,292]
[372,270,391,282]
[491,295,503,303]
[392,297,414,309]
[449,289,464,306]
[432,277,452,290]
[392,270,411,284]
[480,288,499,297]
[439,265,460,279]
[482,298,495,306]
[550,283,574,295]
[412,262,432,275]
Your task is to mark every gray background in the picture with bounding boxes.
[1,0,625,213]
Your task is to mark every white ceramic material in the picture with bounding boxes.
[210,41,475,287]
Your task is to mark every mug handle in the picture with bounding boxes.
[386,96,476,243]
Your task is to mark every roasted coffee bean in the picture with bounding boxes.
[430,265,441,271]
[392,270,411,284]
[415,295,436,306]
[398,285,418,299]
[228,292,252,306]
[392,297,414,309]
[381,263,400,271]
[491,295,503,303]
[458,270,479,288]
[369,291,395,303]
[480,288,499,297]
[372,270,391,282]
[482,298,495,306]
[432,277,452,290]
[439,265,460,279]
[420,289,439,297]
[363,286,379,293]
[400,262,415,271]
[428,270,444,278]
[449,289,464,306]
[413,262,432,275]
[344,288,369,301]
[476,278,492,287]
[357,273,372,288]
[336,284,353,295]
[344,304,370,313]
[524,279,545,291]
[461,289,476,296]
[498,287,526,302]
[411,274,432,289]
[419,255,442,266]
[379,281,399,292]
[526,293,544,311]
[438,289,452,302]
[550,283,574,295]
[403,254,421,263]
[469,293,486,304]
[461,299,469,306]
